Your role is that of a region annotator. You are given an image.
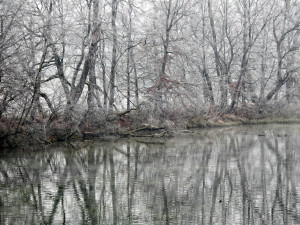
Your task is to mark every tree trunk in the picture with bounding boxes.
[58,1,101,121]
[227,0,250,113]
[258,27,268,104]
[132,52,139,108]
[29,1,54,121]
[109,0,118,111]
[201,5,214,106]
[87,0,101,116]
[265,77,289,101]
[207,0,226,110]
[126,52,131,111]
[155,0,172,115]
[126,4,133,111]
[100,29,108,109]
[30,44,47,120]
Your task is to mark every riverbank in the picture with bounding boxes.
[1,111,300,151]
[186,115,300,129]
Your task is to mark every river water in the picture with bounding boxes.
[0,124,300,225]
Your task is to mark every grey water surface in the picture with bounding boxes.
[0,124,300,225]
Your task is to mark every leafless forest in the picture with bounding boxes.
[0,0,300,146]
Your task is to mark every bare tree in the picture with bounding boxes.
[0,0,25,119]
[264,10,299,102]
[150,0,191,115]
[87,0,102,117]
[48,0,102,121]
[227,0,272,113]
[108,0,119,112]
[207,0,227,110]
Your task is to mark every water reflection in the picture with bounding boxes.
[0,124,300,224]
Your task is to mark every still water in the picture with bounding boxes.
[0,124,300,225]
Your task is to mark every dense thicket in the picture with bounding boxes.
[0,0,299,145]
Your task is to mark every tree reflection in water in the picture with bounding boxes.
[0,124,300,224]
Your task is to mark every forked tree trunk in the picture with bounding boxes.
[58,1,101,121]
[207,0,226,110]
[227,0,250,113]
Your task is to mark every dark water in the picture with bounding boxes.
[0,124,300,225]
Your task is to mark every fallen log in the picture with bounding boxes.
[116,108,137,117]
[128,124,166,137]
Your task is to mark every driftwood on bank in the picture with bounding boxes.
[116,108,137,118]
[128,124,166,137]
[106,108,137,122]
